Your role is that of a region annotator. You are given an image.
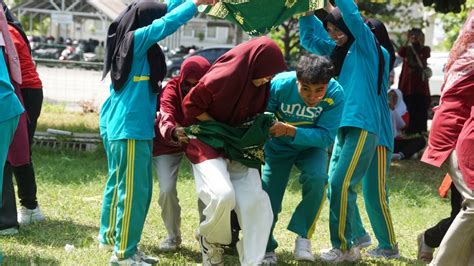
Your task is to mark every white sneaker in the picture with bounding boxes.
[353,233,372,249]
[158,236,182,251]
[199,235,224,266]
[0,227,19,236]
[294,236,315,261]
[99,242,114,251]
[110,251,159,265]
[320,247,361,263]
[261,251,277,265]
[18,206,45,225]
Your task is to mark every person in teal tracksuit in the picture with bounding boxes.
[261,55,344,264]
[299,0,396,262]
[97,0,215,264]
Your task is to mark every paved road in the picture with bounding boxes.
[37,64,110,111]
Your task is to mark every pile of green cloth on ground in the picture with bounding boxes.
[199,0,326,36]
[184,112,276,168]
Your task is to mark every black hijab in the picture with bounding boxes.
[323,8,354,77]
[1,1,31,52]
[102,0,168,93]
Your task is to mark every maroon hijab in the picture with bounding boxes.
[178,55,211,97]
[183,36,287,126]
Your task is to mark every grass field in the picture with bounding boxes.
[1,109,451,265]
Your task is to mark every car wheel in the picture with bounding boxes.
[428,95,440,120]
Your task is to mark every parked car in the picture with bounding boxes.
[393,52,449,119]
[165,45,234,77]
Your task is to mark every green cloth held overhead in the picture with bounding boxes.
[199,0,326,36]
[184,112,276,168]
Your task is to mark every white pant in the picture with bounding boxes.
[431,152,474,266]
[192,158,273,266]
[153,153,184,239]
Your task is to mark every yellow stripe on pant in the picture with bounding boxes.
[338,130,368,250]
[377,146,396,246]
[118,139,135,258]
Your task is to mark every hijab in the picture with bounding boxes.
[184,36,287,126]
[388,88,407,137]
[178,55,211,96]
[388,88,407,116]
[102,0,167,93]
[441,10,474,95]
[2,1,31,53]
[323,8,354,77]
[0,7,21,84]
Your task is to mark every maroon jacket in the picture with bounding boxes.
[153,56,211,157]
[182,36,287,164]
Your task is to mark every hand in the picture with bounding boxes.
[193,0,218,6]
[269,122,295,137]
[173,127,189,144]
[196,112,214,122]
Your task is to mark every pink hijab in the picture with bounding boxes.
[0,8,21,84]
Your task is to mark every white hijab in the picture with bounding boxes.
[388,88,407,137]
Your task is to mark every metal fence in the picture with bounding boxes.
[35,58,109,111]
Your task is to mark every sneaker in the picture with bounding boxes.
[110,251,159,266]
[158,236,182,252]
[136,250,159,265]
[261,251,277,265]
[367,244,400,259]
[294,236,315,261]
[18,206,45,225]
[99,242,114,251]
[417,233,434,263]
[200,235,224,266]
[320,247,361,263]
[0,227,19,236]
[353,233,372,249]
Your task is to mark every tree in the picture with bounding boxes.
[269,17,301,65]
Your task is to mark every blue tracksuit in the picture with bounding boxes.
[300,0,396,251]
[98,0,198,259]
[262,72,344,252]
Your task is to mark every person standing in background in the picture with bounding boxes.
[2,1,45,226]
[397,28,431,135]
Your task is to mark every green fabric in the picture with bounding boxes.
[184,112,276,168]
[199,0,326,36]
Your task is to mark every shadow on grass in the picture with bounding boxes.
[274,250,421,265]
[283,159,448,208]
[141,245,202,264]
[15,218,98,248]
[2,254,59,266]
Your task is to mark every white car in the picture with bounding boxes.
[393,51,449,118]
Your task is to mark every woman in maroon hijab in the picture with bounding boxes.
[182,36,287,266]
[152,56,210,252]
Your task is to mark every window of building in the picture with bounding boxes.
[207,26,217,38]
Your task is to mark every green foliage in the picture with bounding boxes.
[437,0,473,50]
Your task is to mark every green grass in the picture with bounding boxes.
[36,103,99,134]
[1,108,451,265]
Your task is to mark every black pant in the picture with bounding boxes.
[424,184,462,248]
[403,94,430,134]
[394,136,426,159]
[0,163,19,230]
[12,88,43,209]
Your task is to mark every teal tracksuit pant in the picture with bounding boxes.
[352,145,397,249]
[99,139,153,259]
[328,127,378,251]
[262,144,328,252]
[98,128,118,246]
[0,116,20,205]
